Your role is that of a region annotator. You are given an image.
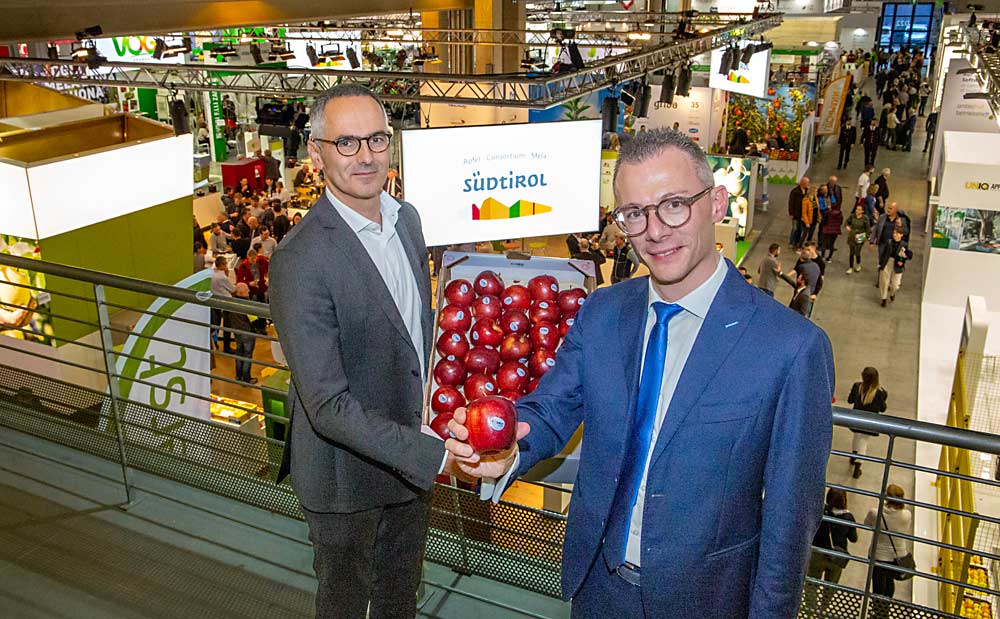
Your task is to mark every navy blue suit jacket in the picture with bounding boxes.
[513,262,834,619]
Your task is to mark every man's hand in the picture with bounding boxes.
[444,407,530,479]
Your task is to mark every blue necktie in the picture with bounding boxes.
[604,301,683,567]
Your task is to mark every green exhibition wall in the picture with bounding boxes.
[40,195,192,345]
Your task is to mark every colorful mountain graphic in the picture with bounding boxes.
[472,197,553,220]
[727,71,751,84]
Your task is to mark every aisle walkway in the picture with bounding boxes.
[742,87,930,601]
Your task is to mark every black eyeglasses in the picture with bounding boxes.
[311,132,392,157]
[613,186,713,236]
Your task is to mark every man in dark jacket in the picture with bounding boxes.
[610,237,639,284]
[877,226,913,307]
[826,176,844,213]
[788,176,809,247]
[871,169,891,213]
[730,121,750,155]
[571,238,607,286]
[923,111,938,153]
[862,119,880,167]
[837,120,857,170]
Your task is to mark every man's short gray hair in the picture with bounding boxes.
[309,83,387,137]
[613,128,714,190]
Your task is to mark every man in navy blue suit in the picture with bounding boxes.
[447,128,834,618]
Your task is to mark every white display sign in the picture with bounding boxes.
[938,131,1000,211]
[401,120,602,246]
[645,86,713,145]
[93,36,186,64]
[929,59,999,185]
[709,41,771,99]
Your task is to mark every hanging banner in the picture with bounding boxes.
[816,75,851,136]
[100,270,212,461]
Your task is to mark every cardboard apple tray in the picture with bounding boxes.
[422,251,597,425]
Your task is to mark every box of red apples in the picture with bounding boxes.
[424,251,596,456]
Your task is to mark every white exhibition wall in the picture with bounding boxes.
[401,120,602,247]
[0,133,193,240]
[928,59,998,185]
[709,41,771,99]
[938,131,1000,208]
[645,86,717,148]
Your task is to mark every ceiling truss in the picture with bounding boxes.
[0,14,781,110]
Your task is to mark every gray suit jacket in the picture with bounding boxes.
[268,192,443,512]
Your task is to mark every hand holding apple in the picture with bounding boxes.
[444,406,530,479]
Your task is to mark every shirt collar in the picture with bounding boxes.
[325,187,399,234]
[646,252,727,320]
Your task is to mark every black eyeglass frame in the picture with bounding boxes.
[612,185,714,236]
[311,131,392,157]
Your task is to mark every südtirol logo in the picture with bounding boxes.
[464,169,553,221]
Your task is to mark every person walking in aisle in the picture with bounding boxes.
[862,119,880,167]
[756,243,782,297]
[918,81,931,116]
[857,165,874,206]
[788,176,809,248]
[211,255,235,354]
[847,367,888,478]
[818,199,843,261]
[845,204,872,274]
[802,186,818,244]
[877,226,913,307]
[923,111,938,153]
[864,486,913,619]
[228,283,259,384]
[885,105,898,150]
[837,120,857,170]
[871,169,891,214]
[805,488,859,614]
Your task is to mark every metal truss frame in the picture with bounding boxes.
[0,14,780,110]
[960,27,1000,119]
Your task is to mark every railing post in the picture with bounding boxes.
[93,283,135,507]
[861,435,896,619]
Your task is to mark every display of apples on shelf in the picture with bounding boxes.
[501,284,532,311]
[470,319,504,348]
[464,395,518,453]
[557,288,588,316]
[558,316,576,339]
[528,349,557,378]
[499,390,522,402]
[431,386,466,414]
[444,278,476,307]
[473,270,504,297]
[498,333,532,362]
[496,361,530,393]
[471,294,502,320]
[464,346,501,375]
[433,358,466,387]
[529,322,560,352]
[499,309,530,335]
[529,300,560,325]
[464,373,499,400]
[527,274,559,303]
[436,330,470,359]
[438,304,472,332]
[430,412,454,439]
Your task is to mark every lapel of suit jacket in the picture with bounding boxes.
[393,201,433,361]
[618,277,652,459]
[648,264,759,469]
[312,193,418,357]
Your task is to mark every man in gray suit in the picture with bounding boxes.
[269,84,454,618]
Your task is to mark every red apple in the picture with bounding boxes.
[444,279,476,307]
[431,386,466,414]
[433,358,466,387]
[499,334,532,362]
[430,412,454,439]
[557,288,588,315]
[499,389,522,402]
[499,309,530,335]
[528,349,557,378]
[436,330,470,359]
[530,322,560,351]
[528,274,559,302]
[558,316,576,339]
[465,395,518,453]
[464,373,499,401]
[472,295,502,320]
[501,285,532,311]
[438,304,472,332]
[529,300,561,325]
[464,346,501,375]
[497,361,530,392]
[470,318,504,348]
[525,378,540,394]
[473,271,504,297]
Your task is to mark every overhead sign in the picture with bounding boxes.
[93,36,186,64]
[401,120,602,246]
[709,41,771,99]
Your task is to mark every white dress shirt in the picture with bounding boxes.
[625,253,727,565]
[326,188,425,379]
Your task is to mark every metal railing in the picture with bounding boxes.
[1,253,999,618]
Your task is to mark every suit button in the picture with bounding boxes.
[411,370,419,377]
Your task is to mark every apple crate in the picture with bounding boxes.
[422,251,597,426]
